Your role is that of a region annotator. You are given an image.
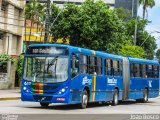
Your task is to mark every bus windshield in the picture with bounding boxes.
[23,56,68,83]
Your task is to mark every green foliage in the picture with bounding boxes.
[25,0,45,23]
[50,0,130,54]
[114,7,131,21]
[119,44,146,58]
[0,54,13,63]
[125,17,157,59]
[16,55,24,81]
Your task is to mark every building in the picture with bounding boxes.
[0,0,25,89]
[26,0,138,16]
[115,0,138,18]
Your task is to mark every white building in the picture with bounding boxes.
[0,0,25,89]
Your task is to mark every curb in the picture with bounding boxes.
[0,97,20,101]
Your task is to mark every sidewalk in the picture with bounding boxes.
[0,89,21,100]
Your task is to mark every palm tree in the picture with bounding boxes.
[25,0,45,42]
[139,0,155,19]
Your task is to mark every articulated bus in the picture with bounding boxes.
[21,44,159,108]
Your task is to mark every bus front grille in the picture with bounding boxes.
[33,95,53,102]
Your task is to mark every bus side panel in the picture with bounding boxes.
[94,76,107,102]
[70,74,124,103]
[129,78,159,99]
[129,78,147,99]
[148,78,159,98]
[105,76,123,101]
[69,74,93,103]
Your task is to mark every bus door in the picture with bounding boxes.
[122,58,130,100]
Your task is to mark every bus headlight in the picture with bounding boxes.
[23,86,30,93]
[23,87,27,91]
[58,86,68,94]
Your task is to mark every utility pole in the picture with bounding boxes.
[44,0,51,43]
[132,0,138,45]
[134,17,137,45]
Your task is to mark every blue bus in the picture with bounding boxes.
[21,44,159,108]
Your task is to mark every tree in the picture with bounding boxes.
[119,44,146,58]
[25,0,45,42]
[156,49,160,61]
[50,0,130,54]
[114,7,131,21]
[125,17,157,59]
[139,0,155,19]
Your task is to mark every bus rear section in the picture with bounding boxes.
[123,57,159,102]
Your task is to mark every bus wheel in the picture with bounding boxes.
[80,89,88,109]
[112,89,119,106]
[142,89,148,103]
[40,102,49,107]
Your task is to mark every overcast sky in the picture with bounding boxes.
[138,0,160,50]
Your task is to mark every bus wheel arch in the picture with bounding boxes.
[84,87,90,101]
[112,87,119,106]
[80,87,90,109]
[143,87,149,102]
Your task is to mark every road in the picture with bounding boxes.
[0,96,160,114]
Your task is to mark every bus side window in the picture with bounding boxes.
[146,65,149,78]
[96,57,102,75]
[80,54,88,74]
[71,53,79,78]
[88,56,96,74]
[119,61,123,76]
[106,59,110,75]
[130,63,134,77]
[113,60,118,76]
[157,65,159,78]
[148,65,152,78]
[110,59,114,76]
[135,64,140,77]
[153,65,158,78]
[142,64,146,78]
[139,64,143,78]
[104,59,108,75]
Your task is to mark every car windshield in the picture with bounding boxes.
[23,56,68,83]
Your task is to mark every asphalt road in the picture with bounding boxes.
[0,96,160,114]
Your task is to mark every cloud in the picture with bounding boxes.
[155,0,160,6]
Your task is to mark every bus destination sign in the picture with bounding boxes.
[26,46,68,55]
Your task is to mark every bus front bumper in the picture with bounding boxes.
[21,91,70,103]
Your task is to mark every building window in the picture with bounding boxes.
[1,0,7,11]
[0,62,7,73]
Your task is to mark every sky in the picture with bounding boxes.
[138,0,160,50]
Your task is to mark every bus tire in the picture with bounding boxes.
[40,102,49,107]
[112,89,119,106]
[142,89,148,103]
[80,89,88,109]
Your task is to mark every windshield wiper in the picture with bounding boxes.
[46,56,58,72]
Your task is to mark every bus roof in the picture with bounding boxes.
[27,44,159,64]
[128,57,159,65]
[27,44,124,60]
